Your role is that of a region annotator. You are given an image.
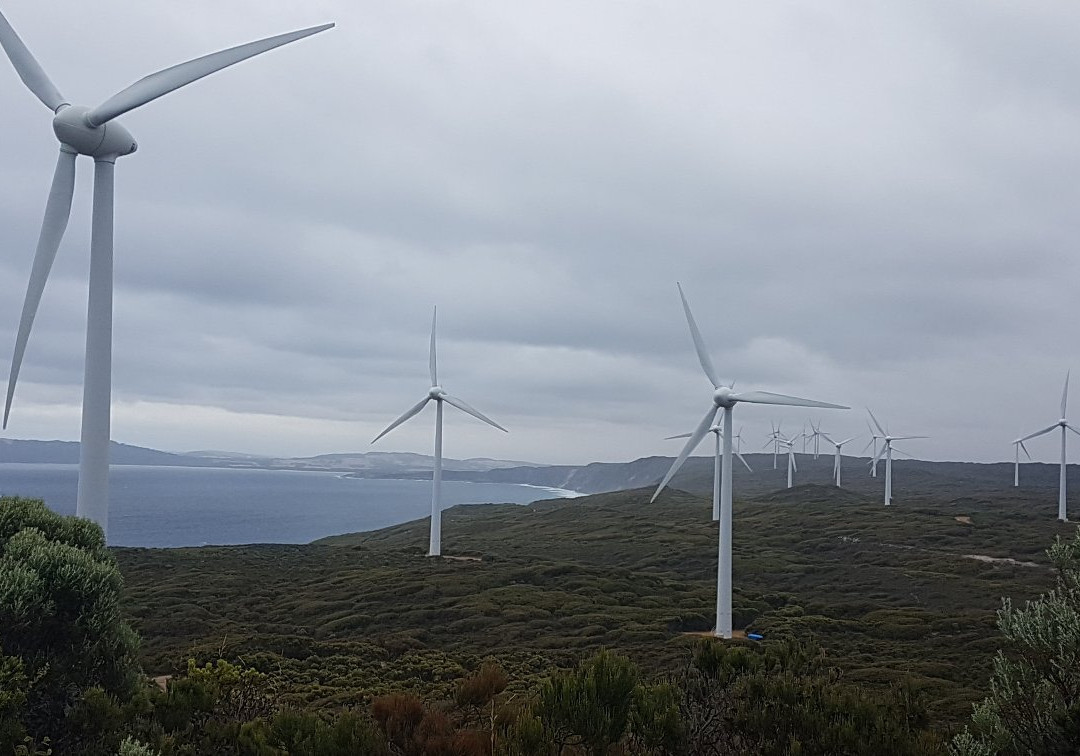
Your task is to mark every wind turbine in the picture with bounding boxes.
[1017,371,1076,521]
[371,308,508,556]
[821,433,858,487]
[779,436,797,488]
[862,421,884,477]
[0,9,333,536]
[651,283,847,638]
[763,422,783,469]
[807,419,826,459]
[867,409,927,506]
[666,420,753,522]
[1011,437,1032,488]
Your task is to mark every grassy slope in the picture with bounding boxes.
[115,472,1078,729]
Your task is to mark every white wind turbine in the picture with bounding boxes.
[371,308,508,556]
[651,283,847,638]
[0,9,333,535]
[807,419,826,459]
[867,409,927,506]
[1011,437,1031,488]
[666,420,753,522]
[862,421,884,477]
[763,423,783,469]
[779,436,797,488]
[1017,371,1076,521]
[821,433,858,487]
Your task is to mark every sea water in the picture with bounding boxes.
[0,463,580,548]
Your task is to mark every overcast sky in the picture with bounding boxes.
[1,0,1079,466]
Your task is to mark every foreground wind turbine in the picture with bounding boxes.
[867,409,927,506]
[651,283,847,638]
[821,433,858,487]
[666,421,752,522]
[1011,437,1032,488]
[1018,371,1076,521]
[372,309,508,556]
[0,9,333,535]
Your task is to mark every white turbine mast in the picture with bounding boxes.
[821,433,858,487]
[666,420,753,522]
[807,419,826,459]
[1017,371,1076,521]
[371,308,508,556]
[867,409,927,506]
[0,9,333,535]
[651,283,847,639]
[1011,437,1032,488]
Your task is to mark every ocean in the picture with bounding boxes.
[0,463,581,548]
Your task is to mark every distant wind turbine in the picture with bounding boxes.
[1018,371,1076,521]
[0,8,333,535]
[763,423,783,469]
[1011,437,1032,488]
[862,421,884,477]
[807,420,826,459]
[651,283,847,638]
[372,308,508,556]
[779,436,797,488]
[666,421,752,521]
[867,409,927,506]
[821,433,858,487]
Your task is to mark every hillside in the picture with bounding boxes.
[115,480,1079,729]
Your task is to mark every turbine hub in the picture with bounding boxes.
[52,105,138,159]
[712,386,735,407]
[1060,419,1069,426]
[429,386,445,400]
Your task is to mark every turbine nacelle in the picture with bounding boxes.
[1060,419,1069,427]
[712,386,735,408]
[428,385,445,400]
[53,105,137,159]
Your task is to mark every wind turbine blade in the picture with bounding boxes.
[650,406,717,502]
[866,408,886,436]
[1067,424,1080,439]
[371,397,430,443]
[860,438,874,454]
[730,390,848,409]
[429,307,438,386]
[676,282,720,388]
[1019,441,1032,460]
[0,9,67,111]
[890,447,914,458]
[839,436,857,446]
[665,433,692,440]
[442,394,508,432]
[891,435,928,441]
[819,432,835,444]
[1019,424,1058,443]
[4,149,77,428]
[87,22,334,126]
[736,451,753,472]
[1062,371,1071,418]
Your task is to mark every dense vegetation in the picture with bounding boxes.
[3,458,1080,753]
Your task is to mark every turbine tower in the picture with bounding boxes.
[651,283,847,639]
[867,409,926,506]
[666,421,752,521]
[1018,371,1076,521]
[371,308,508,556]
[0,9,333,535]
[1011,437,1031,488]
[821,433,858,487]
